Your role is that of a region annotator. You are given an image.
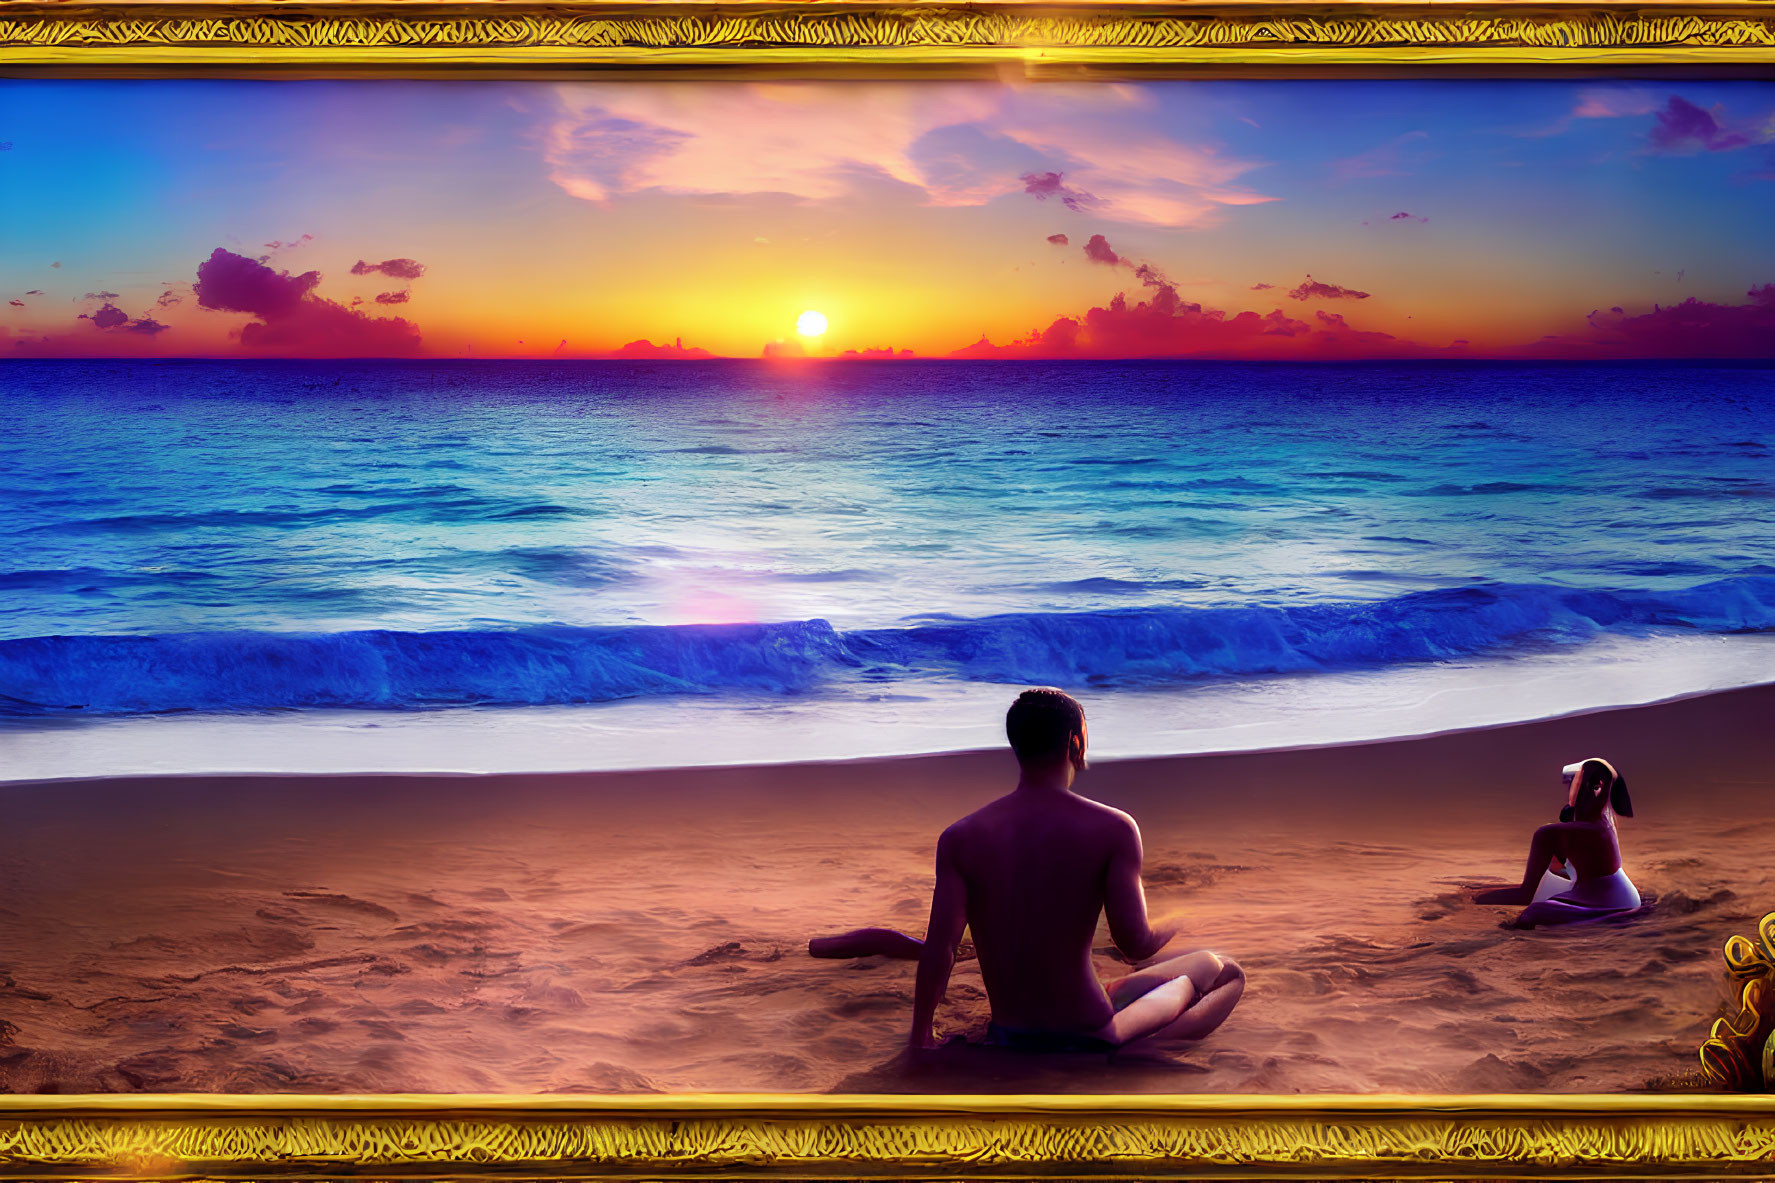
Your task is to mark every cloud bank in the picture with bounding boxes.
[608,337,715,359]
[194,248,422,356]
[538,82,1276,227]
[1539,284,1775,358]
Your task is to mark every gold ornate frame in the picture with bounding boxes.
[1,1092,1774,1178]
[3,7,1773,1177]
[0,0,1772,74]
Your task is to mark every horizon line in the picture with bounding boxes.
[5,355,1774,366]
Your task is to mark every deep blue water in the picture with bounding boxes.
[2,358,1772,718]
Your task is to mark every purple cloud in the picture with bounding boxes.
[196,248,421,356]
[611,337,715,359]
[948,277,1438,360]
[1549,283,1775,358]
[1132,262,1169,290]
[1649,96,1752,153]
[196,250,320,319]
[1315,310,1394,342]
[1289,275,1372,301]
[1083,234,1123,266]
[350,258,427,280]
[1047,233,1069,246]
[76,300,173,336]
[80,303,129,330]
[1021,171,1099,214]
[839,346,916,359]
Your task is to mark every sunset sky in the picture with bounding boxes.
[3,78,1773,359]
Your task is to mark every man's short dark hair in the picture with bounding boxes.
[1006,688,1085,764]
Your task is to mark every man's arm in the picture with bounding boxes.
[908,827,968,1050]
[1102,813,1176,963]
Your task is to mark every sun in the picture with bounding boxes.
[796,310,828,337]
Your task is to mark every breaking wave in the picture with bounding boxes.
[4,576,1774,717]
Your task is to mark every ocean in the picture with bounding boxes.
[3,358,1773,778]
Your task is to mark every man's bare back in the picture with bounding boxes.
[903,689,1245,1051]
[935,790,1147,1033]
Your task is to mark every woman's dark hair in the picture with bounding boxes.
[1576,757,1633,818]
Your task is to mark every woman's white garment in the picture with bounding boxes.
[1532,866,1573,903]
[1533,865,1641,912]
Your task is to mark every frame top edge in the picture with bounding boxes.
[0,1092,1768,1115]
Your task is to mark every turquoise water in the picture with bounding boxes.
[2,358,1773,721]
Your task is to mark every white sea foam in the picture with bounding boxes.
[4,631,1770,783]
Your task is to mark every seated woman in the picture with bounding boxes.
[1475,757,1639,928]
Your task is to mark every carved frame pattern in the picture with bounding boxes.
[1,1093,1775,1178]
[2,1,1775,71]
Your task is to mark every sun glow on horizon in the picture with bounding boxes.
[796,310,828,337]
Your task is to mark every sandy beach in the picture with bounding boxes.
[0,684,1770,1094]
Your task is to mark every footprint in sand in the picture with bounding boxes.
[284,891,399,922]
[1658,888,1735,915]
[680,941,787,967]
[1143,862,1250,891]
[1413,890,1471,921]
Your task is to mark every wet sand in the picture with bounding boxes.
[0,684,1770,1094]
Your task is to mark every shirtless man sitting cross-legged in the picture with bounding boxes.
[811,688,1245,1054]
